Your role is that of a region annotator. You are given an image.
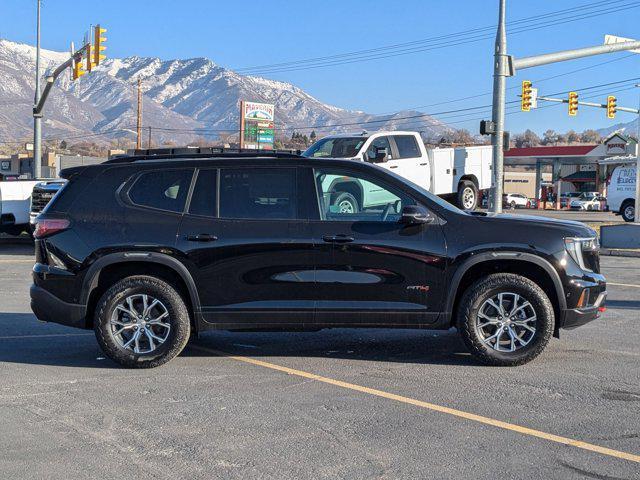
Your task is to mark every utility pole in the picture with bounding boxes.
[136,78,142,149]
[33,0,42,179]
[636,85,640,223]
[148,126,152,149]
[490,0,507,213]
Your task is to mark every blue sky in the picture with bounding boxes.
[2,0,640,134]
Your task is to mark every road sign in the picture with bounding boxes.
[604,35,640,54]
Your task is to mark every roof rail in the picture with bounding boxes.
[106,147,304,163]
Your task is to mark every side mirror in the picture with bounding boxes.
[399,205,434,225]
[366,146,389,163]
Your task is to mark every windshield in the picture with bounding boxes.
[579,192,596,200]
[303,137,367,158]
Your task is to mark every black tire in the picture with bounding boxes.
[457,273,554,367]
[510,201,517,210]
[621,200,635,222]
[94,275,191,368]
[332,191,359,214]
[457,180,478,211]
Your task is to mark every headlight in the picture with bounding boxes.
[564,237,599,271]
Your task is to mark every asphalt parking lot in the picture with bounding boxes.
[1,240,639,479]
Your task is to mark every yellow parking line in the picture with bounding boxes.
[0,259,33,263]
[190,344,640,464]
[609,282,640,289]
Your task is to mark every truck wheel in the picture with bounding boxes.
[621,200,635,222]
[94,276,191,368]
[457,181,478,211]
[457,273,554,366]
[332,192,359,214]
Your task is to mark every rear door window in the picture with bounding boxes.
[219,168,298,220]
[394,135,421,158]
[128,169,193,213]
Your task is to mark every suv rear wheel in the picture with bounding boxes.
[94,276,191,368]
[457,273,554,366]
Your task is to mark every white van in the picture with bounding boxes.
[607,165,636,222]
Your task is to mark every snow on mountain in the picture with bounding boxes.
[0,38,451,146]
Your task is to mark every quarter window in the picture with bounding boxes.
[189,169,217,217]
[314,167,416,222]
[129,169,193,213]
[219,168,297,220]
[395,135,421,159]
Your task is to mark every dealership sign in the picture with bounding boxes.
[240,101,275,150]
[604,133,629,155]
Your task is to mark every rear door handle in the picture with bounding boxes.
[185,233,218,242]
[322,234,354,243]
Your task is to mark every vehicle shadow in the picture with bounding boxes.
[606,299,640,310]
[0,238,35,256]
[0,313,117,369]
[186,328,479,367]
[0,312,477,368]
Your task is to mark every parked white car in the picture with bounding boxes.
[0,180,41,235]
[503,193,529,209]
[303,131,492,211]
[569,192,604,211]
[607,165,636,222]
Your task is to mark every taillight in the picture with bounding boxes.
[33,218,70,239]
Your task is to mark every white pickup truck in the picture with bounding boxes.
[303,131,492,210]
[0,180,41,235]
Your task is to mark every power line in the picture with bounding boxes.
[237,1,640,75]
[234,0,630,73]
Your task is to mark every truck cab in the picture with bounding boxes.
[303,131,491,211]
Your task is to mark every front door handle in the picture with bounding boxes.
[322,234,354,243]
[185,233,218,242]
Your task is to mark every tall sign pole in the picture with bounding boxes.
[490,0,507,213]
[33,0,42,179]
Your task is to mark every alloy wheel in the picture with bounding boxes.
[476,292,537,352]
[462,187,476,210]
[110,294,171,354]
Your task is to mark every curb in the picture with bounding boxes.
[600,248,640,258]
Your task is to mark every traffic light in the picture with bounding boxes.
[568,91,578,116]
[607,95,617,119]
[85,43,95,72]
[72,55,86,80]
[521,80,533,112]
[94,25,107,66]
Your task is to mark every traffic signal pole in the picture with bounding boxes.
[33,0,42,179]
[490,0,508,213]
[489,0,640,214]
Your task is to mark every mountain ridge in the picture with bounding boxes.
[0,38,451,147]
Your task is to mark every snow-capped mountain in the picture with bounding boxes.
[0,39,451,146]
[596,119,638,139]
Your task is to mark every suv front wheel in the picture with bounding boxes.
[94,276,191,368]
[457,273,554,366]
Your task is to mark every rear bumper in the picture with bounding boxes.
[561,291,607,329]
[30,284,87,329]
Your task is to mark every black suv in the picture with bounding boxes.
[30,151,606,368]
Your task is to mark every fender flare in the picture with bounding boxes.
[80,251,201,314]
[445,251,567,315]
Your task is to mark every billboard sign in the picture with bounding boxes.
[240,101,275,150]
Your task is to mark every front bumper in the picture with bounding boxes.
[561,290,607,329]
[30,284,87,329]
